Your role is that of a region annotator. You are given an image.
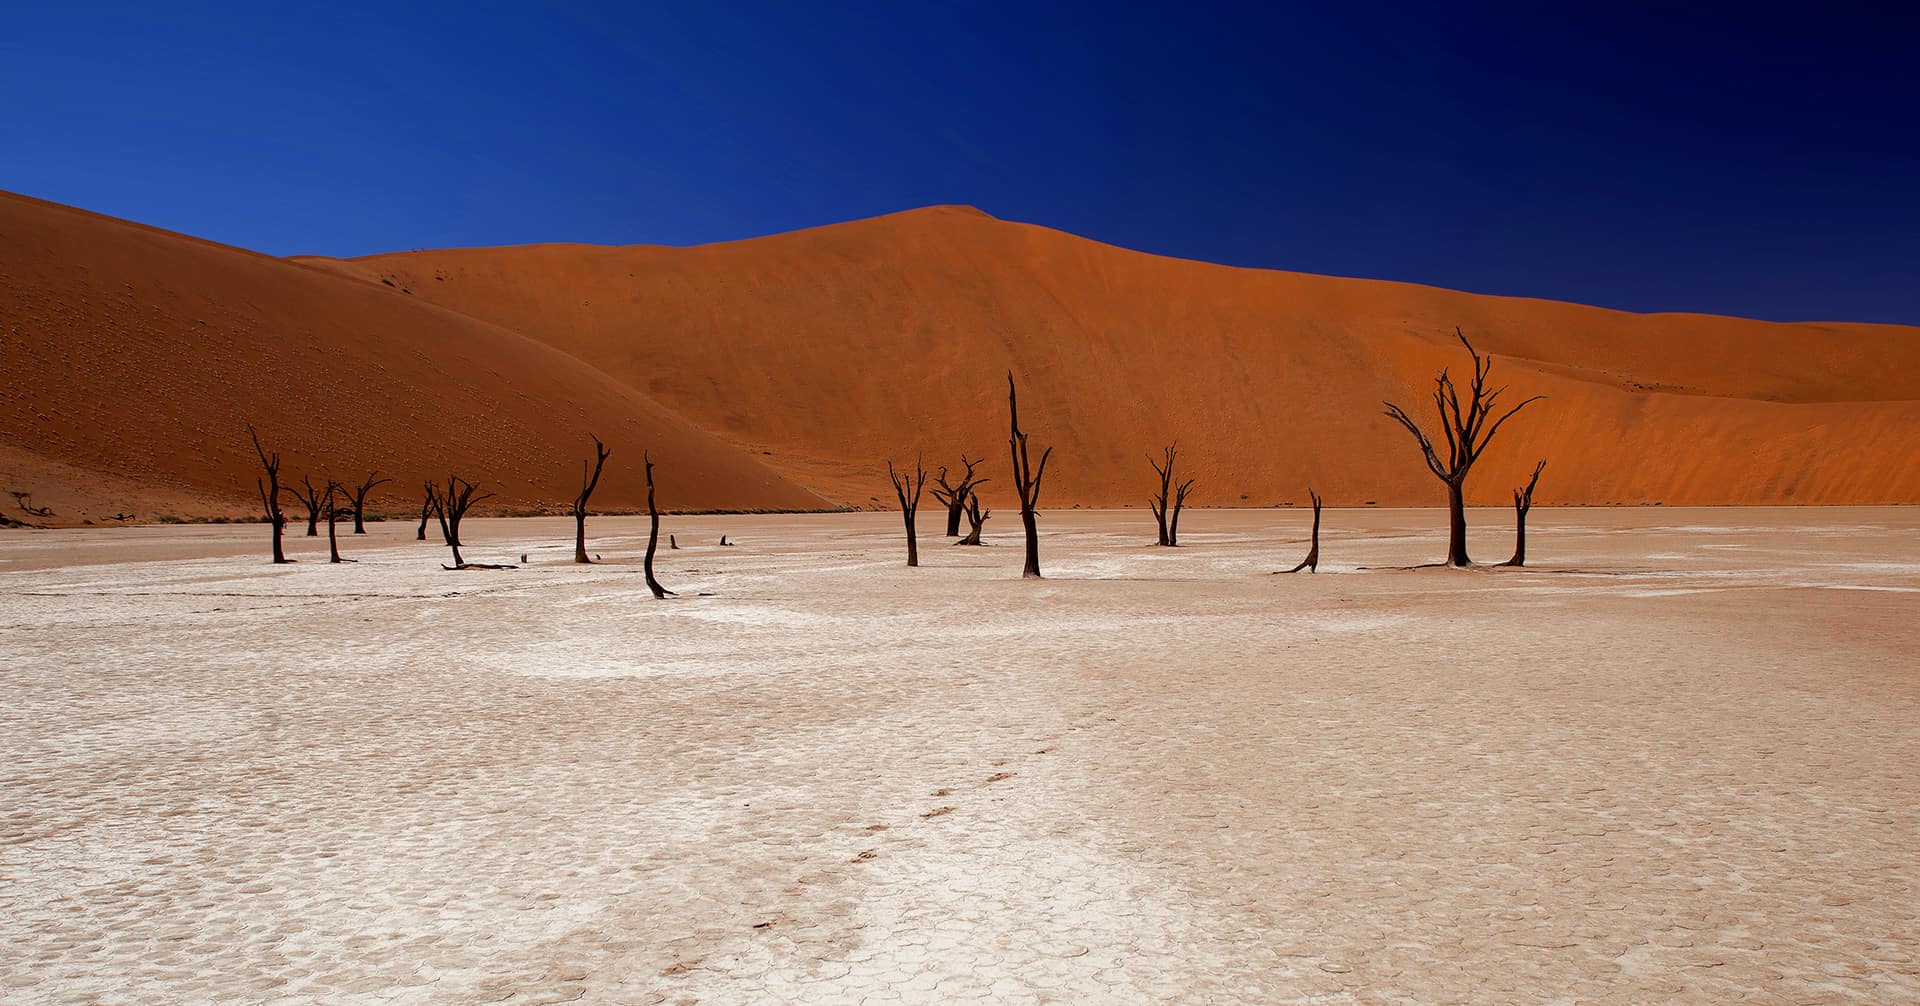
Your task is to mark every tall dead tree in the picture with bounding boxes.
[323,480,355,563]
[1383,328,1544,567]
[345,472,391,534]
[642,451,674,598]
[888,456,929,567]
[432,475,511,570]
[415,482,437,541]
[930,456,988,537]
[1279,488,1323,573]
[1498,460,1548,568]
[1007,372,1052,579]
[247,425,292,564]
[289,476,324,537]
[1147,444,1197,546]
[957,488,990,546]
[573,434,612,564]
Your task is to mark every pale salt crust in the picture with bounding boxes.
[2,506,1918,1004]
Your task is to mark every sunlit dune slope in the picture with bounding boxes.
[305,205,1920,508]
[0,192,827,524]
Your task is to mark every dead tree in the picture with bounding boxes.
[1007,372,1052,578]
[956,488,990,545]
[415,483,437,541]
[930,456,988,537]
[642,451,674,598]
[10,492,53,518]
[1383,328,1544,567]
[669,534,679,549]
[1147,444,1197,546]
[572,435,611,564]
[1170,479,1196,545]
[345,472,392,534]
[888,456,929,567]
[1498,460,1548,568]
[247,425,292,564]
[1279,488,1323,573]
[432,475,512,570]
[289,476,324,537]
[323,480,355,563]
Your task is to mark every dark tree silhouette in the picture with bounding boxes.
[247,425,292,564]
[1498,460,1548,568]
[1007,372,1053,579]
[289,476,324,537]
[669,534,679,550]
[1383,328,1544,567]
[930,456,988,537]
[1279,488,1323,573]
[888,456,929,567]
[573,434,611,564]
[1147,444,1197,546]
[642,451,674,598]
[323,480,355,563]
[415,482,437,541]
[431,475,512,570]
[345,472,392,534]
[10,492,53,518]
[956,488,990,546]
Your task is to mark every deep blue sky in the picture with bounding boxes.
[4,4,1917,323]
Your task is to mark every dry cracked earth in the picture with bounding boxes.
[2,508,1917,1004]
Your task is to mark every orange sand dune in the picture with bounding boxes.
[5,190,1917,523]
[303,205,1920,508]
[0,192,826,525]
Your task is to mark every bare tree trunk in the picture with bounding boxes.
[643,451,674,598]
[1507,500,1527,566]
[416,484,435,541]
[573,435,611,564]
[888,456,928,567]
[957,489,990,545]
[1446,480,1470,567]
[440,508,464,567]
[1007,373,1052,579]
[429,485,463,568]
[1148,445,1172,546]
[348,472,391,534]
[1499,460,1547,567]
[1170,476,1195,546]
[324,481,353,563]
[247,425,293,564]
[290,477,322,536]
[1280,488,1323,573]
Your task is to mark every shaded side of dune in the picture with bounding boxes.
[0,192,827,524]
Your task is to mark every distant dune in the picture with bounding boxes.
[0,192,825,524]
[4,191,1917,524]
